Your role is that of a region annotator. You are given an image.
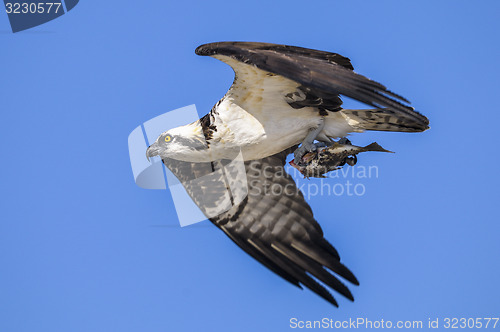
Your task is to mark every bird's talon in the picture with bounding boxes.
[294,142,327,165]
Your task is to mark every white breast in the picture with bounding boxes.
[207,58,322,160]
[192,55,355,161]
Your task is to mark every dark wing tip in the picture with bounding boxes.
[195,41,261,56]
[195,43,216,56]
[351,275,360,286]
[196,41,277,52]
[338,264,360,286]
[195,41,354,70]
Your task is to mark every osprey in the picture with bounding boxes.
[146,42,429,306]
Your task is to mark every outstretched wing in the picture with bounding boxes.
[196,41,428,130]
[163,148,358,307]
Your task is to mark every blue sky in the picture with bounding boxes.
[1,1,499,331]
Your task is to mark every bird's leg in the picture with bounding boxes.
[293,119,325,165]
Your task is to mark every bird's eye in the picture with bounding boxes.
[164,135,172,143]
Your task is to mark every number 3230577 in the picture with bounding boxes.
[5,2,62,14]
[443,317,499,329]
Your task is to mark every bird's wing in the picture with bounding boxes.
[163,147,358,307]
[196,41,428,130]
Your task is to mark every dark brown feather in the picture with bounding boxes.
[163,147,358,307]
[196,41,429,129]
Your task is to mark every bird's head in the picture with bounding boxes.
[146,122,208,162]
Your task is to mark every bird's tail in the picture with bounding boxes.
[341,108,429,133]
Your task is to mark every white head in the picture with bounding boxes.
[146,121,209,162]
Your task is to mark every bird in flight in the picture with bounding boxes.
[146,42,429,307]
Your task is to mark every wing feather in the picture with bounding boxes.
[196,41,428,130]
[163,147,358,306]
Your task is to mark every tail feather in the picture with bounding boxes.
[342,108,429,133]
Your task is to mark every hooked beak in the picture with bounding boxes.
[146,143,160,162]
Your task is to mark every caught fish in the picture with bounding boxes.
[289,139,393,178]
